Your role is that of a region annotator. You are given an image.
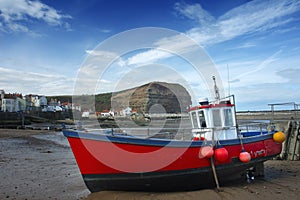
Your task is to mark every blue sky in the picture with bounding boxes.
[0,0,300,111]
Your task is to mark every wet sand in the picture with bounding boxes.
[0,129,89,200]
[86,161,299,200]
[0,129,299,200]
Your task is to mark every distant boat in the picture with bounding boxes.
[63,77,284,192]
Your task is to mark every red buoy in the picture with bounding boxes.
[199,146,214,159]
[192,136,205,141]
[239,151,251,163]
[214,147,228,163]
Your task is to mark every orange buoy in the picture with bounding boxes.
[214,147,228,163]
[199,146,214,159]
[273,131,286,143]
[239,150,251,163]
[192,137,200,141]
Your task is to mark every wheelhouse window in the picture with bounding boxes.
[191,112,198,128]
[212,109,222,127]
[224,108,234,127]
[198,110,206,127]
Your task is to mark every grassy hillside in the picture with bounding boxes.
[47,93,113,112]
[47,82,191,113]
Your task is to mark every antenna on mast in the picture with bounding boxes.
[227,64,230,96]
[212,76,220,102]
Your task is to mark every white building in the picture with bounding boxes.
[0,90,4,99]
[1,97,26,112]
[39,96,48,107]
[122,107,132,116]
[1,99,15,112]
[0,89,4,111]
[31,95,47,107]
[25,95,48,111]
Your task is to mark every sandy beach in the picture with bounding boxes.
[0,129,89,200]
[85,160,299,200]
[0,129,299,200]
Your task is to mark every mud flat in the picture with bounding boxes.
[0,129,299,200]
[85,160,299,200]
[0,129,89,200]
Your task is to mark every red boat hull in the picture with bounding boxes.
[63,130,282,192]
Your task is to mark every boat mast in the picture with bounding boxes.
[212,76,220,102]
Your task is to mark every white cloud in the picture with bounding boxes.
[277,72,300,86]
[227,42,256,50]
[175,0,300,46]
[121,33,203,67]
[85,50,119,58]
[126,49,171,66]
[232,51,283,82]
[0,0,71,33]
[214,51,289,93]
[174,2,215,26]
[0,66,74,95]
[99,29,111,33]
[121,0,300,69]
[119,0,300,105]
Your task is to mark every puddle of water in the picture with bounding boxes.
[32,132,70,147]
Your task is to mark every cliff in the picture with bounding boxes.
[47,82,192,114]
[111,82,191,114]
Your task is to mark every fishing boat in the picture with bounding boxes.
[63,77,285,192]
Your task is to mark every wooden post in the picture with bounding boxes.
[210,157,220,191]
[292,122,300,160]
[210,128,221,191]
